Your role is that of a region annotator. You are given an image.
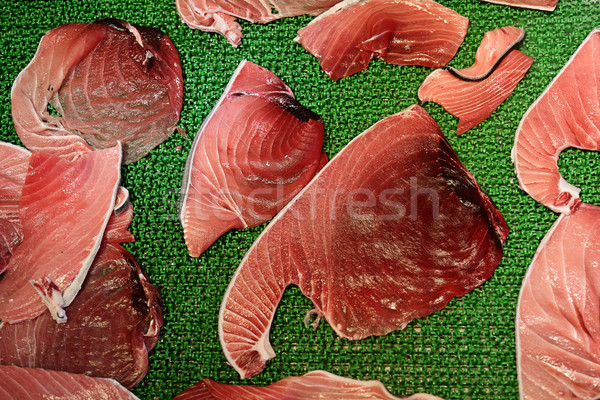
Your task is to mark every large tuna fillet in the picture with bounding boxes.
[176,0,341,47]
[11,19,183,164]
[180,60,326,257]
[0,204,162,388]
[172,370,444,399]
[419,26,533,135]
[219,104,509,378]
[516,203,600,399]
[0,145,121,324]
[481,0,558,11]
[295,0,469,81]
[0,365,139,400]
[512,29,600,214]
[0,142,30,273]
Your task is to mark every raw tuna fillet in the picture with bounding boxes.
[219,104,509,378]
[512,29,600,214]
[180,60,326,257]
[0,142,30,273]
[516,203,600,399]
[0,365,139,400]
[295,0,469,81]
[172,370,444,399]
[11,19,183,164]
[0,145,122,324]
[0,243,162,388]
[0,194,162,388]
[481,0,558,11]
[418,26,533,135]
[176,0,341,47]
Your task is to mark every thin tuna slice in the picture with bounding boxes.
[481,0,558,11]
[295,0,469,81]
[180,60,326,257]
[512,29,600,214]
[0,365,139,400]
[172,371,444,400]
[11,19,183,164]
[0,145,122,324]
[516,203,600,399]
[0,143,31,273]
[219,104,508,379]
[176,0,341,47]
[418,26,533,135]
[0,243,163,388]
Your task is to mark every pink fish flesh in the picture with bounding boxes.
[172,370,444,399]
[418,26,533,134]
[481,0,558,11]
[0,365,139,400]
[219,105,508,378]
[176,0,341,47]
[512,29,600,214]
[180,60,326,257]
[0,145,122,324]
[517,203,600,399]
[295,0,469,80]
[11,19,183,164]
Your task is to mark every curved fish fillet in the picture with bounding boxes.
[418,26,533,134]
[219,105,508,378]
[11,19,183,164]
[481,0,558,11]
[0,243,163,388]
[0,365,139,400]
[517,203,600,399]
[172,370,444,399]
[176,0,341,47]
[512,29,600,214]
[0,145,122,324]
[180,60,326,257]
[0,142,30,273]
[295,0,469,80]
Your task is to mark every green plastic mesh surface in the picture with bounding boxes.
[1,1,599,398]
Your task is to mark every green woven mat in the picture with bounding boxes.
[1,1,599,398]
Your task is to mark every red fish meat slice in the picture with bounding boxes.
[295,0,469,81]
[176,0,341,47]
[172,370,444,399]
[219,104,508,379]
[418,26,533,135]
[11,19,183,164]
[0,142,30,273]
[481,0,558,11]
[180,60,326,257]
[516,203,600,399]
[0,243,163,388]
[512,29,600,214]
[0,365,139,400]
[0,145,122,324]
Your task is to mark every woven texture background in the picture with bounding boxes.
[1,1,599,399]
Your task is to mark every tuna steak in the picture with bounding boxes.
[172,370,444,399]
[0,142,30,273]
[11,19,183,164]
[512,29,600,214]
[176,0,341,47]
[219,105,508,378]
[295,0,469,80]
[0,200,162,388]
[0,145,122,324]
[418,26,533,135]
[0,365,139,400]
[180,60,326,257]
[517,203,600,399]
[481,0,558,11]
